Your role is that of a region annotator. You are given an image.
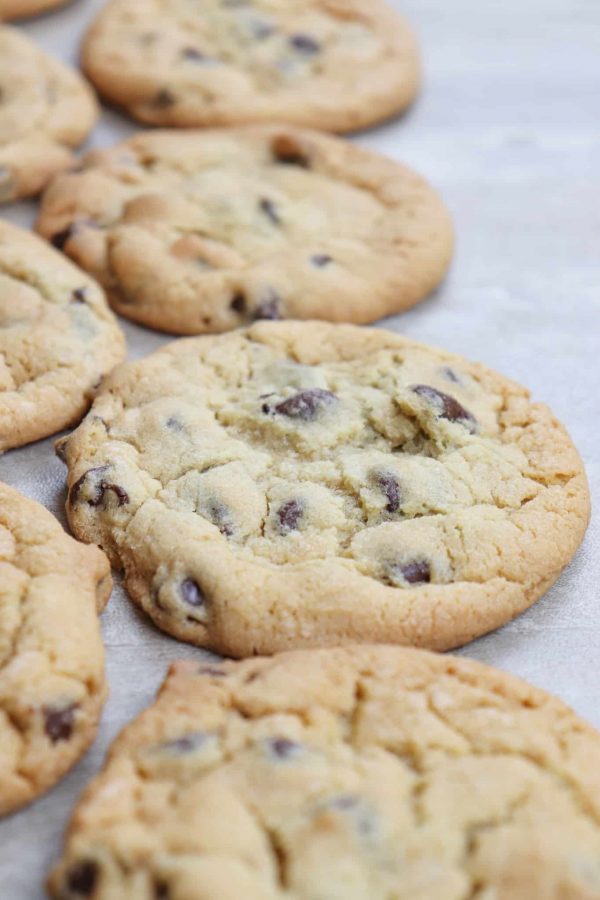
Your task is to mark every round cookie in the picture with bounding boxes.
[0,221,126,454]
[0,26,97,204]
[57,321,589,657]
[36,126,453,334]
[48,645,600,899]
[81,0,420,131]
[0,481,111,817]
[0,0,69,20]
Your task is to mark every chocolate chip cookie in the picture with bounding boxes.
[81,0,420,131]
[0,221,125,453]
[58,321,590,657]
[0,0,69,20]
[36,126,453,334]
[0,481,110,817]
[48,645,600,899]
[0,26,97,204]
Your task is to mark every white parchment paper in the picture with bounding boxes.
[1,0,599,895]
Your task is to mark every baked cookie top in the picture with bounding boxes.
[0,481,110,817]
[0,0,69,20]
[58,322,589,657]
[82,0,420,131]
[0,221,125,453]
[0,26,97,203]
[48,645,600,899]
[36,126,453,335]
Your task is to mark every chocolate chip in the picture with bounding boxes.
[51,224,76,251]
[165,416,185,432]
[230,292,246,314]
[400,560,431,585]
[289,33,320,55]
[181,47,206,61]
[69,467,129,508]
[159,732,209,754]
[259,197,281,226]
[311,254,332,268]
[271,135,310,168]
[253,288,282,321]
[153,88,176,109]
[442,367,460,384]
[44,704,76,743]
[277,499,304,533]
[377,472,402,513]
[208,502,233,536]
[66,859,98,895]
[412,385,476,430]
[154,881,170,900]
[180,578,204,607]
[268,737,302,760]
[266,388,337,421]
[55,438,69,464]
[71,287,88,303]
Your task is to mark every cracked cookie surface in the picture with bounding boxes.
[58,322,589,657]
[0,481,110,817]
[48,645,600,899]
[0,221,125,453]
[0,26,97,203]
[37,126,452,335]
[81,0,420,131]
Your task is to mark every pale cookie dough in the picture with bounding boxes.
[0,221,126,453]
[36,126,453,334]
[0,0,69,20]
[48,645,600,899]
[0,26,97,204]
[81,0,420,131]
[0,481,111,817]
[58,322,590,657]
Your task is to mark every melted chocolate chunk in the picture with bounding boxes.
[412,384,476,430]
[277,499,304,532]
[66,859,98,896]
[69,468,129,508]
[268,737,302,760]
[153,88,176,109]
[160,732,209,754]
[180,578,204,607]
[154,881,170,900]
[44,704,76,743]
[253,289,282,321]
[267,388,337,421]
[272,135,310,168]
[69,466,108,503]
[400,560,431,585]
[377,472,402,513]
[230,292,246,314]
[290,33,320,55]
[71,287,88,303]
[311,254,332,268]
[259,197,281,226]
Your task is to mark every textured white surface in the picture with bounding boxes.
[1,0,599,895]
